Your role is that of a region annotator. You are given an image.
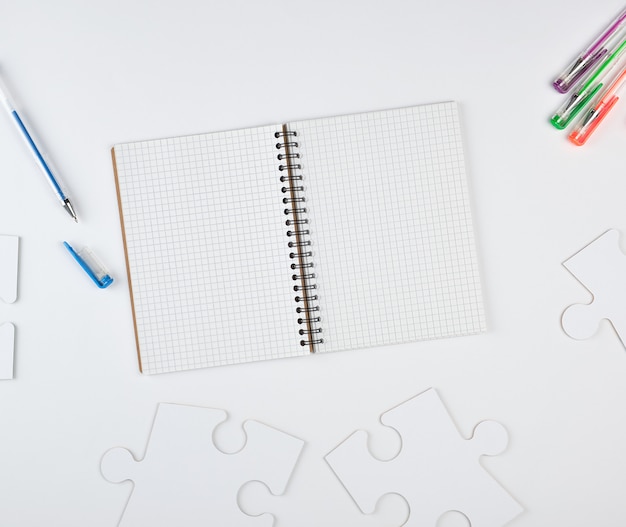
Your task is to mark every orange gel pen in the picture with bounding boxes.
[569,66,626,145]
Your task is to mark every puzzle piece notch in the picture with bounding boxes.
[0,322,14,380]
[0,235,19,304]
[240,479,410,527]
[326,388,523,527]
[238,481,280,526]
[562,229,626,344]
[438,511,471,527]
[101,403,304,527]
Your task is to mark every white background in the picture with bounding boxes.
[0,0,624,525]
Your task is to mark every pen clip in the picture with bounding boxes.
[554,48,608,93]
[551,83,603,129]
[569,95,619,145]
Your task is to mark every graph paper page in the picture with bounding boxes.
[289,102,485,353]
[114,125,303,374]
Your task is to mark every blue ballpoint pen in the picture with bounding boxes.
[0,74,78,222]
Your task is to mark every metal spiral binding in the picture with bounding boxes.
[275,125,323,352]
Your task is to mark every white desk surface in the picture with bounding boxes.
[0,0,624,525]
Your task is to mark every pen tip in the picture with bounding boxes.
[63,199,78,223]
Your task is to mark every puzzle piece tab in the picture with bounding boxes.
[326,388,523,527]
[562,229,626,346]
[101,403,303,527]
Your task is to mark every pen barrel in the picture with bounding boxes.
[553,8,626,93]
[0,74,16,113]
[10,109,68,201]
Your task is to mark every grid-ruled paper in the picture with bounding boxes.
[114,125,303,374]
[289,102,485,353]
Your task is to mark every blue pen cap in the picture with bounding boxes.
[63,242,113,289]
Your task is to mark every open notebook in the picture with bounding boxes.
[112,102,485,374]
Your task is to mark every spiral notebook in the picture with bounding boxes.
[112,102,485,374]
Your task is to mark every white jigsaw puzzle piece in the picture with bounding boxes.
[101,403,303,527]
[562,229,626,344]
[326,388,523,527]
[0,322,15,380]
[0,235,19,304]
